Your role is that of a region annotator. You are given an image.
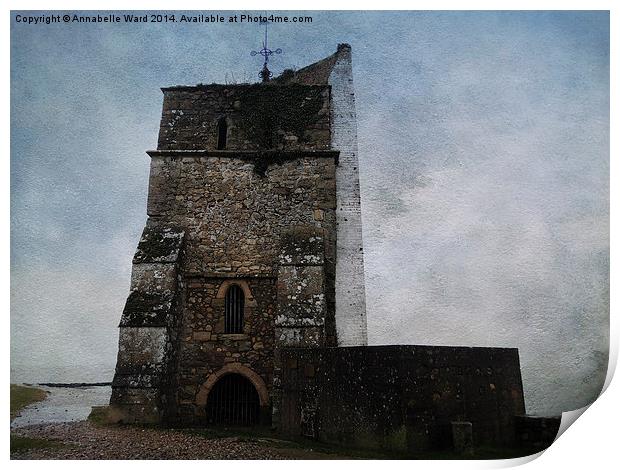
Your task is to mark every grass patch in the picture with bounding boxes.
[10,435,62,454]
[10,384,47,420]
[87,405,124,426]
[87,405,109,425]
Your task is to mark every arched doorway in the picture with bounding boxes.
[205,373,260,426]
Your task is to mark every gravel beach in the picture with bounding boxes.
[11,421,306,460]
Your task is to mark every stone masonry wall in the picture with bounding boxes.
[279,44,368,346]
[146,154,337,277]
[144,153,338,422]
[158,84,331,152]
[277,345,526,454]
[174,276,277,424]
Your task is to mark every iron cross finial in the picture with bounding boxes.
[251,20,282,82]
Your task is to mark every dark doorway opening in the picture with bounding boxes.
[206,374,260,426]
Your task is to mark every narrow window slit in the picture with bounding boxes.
[224,284,244,334]
[217,117,227,150]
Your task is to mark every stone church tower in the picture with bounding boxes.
[110,44,368,424]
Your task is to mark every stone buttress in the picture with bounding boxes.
[110,223,185,423]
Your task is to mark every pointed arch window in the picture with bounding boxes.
[217,116,228,150]
[224,284,244,334]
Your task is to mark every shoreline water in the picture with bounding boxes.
[30,382,112,388]
[11,384,112,429]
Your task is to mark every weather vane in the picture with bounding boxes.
[251,19,282,82]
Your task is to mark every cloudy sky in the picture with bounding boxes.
[11,11,608,415]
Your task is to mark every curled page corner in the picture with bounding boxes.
[556,405,590,441]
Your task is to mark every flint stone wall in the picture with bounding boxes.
[514,415,561,451]
[173,276,276,423]
[146,154,337,277]
[145,152,337,422]
[276,345,526,454]
[157,84,331,151]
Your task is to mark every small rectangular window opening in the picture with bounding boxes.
[217,117,227,150]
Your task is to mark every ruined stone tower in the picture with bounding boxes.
[110,44,368,424]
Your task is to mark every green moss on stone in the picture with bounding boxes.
[119,291,174,327]
[237,84,325,150]
[133,226,184,264]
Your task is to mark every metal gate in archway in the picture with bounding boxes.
[205,373,260,426]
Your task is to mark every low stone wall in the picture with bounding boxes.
[275,345,525,454]
[514,415,561,451]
